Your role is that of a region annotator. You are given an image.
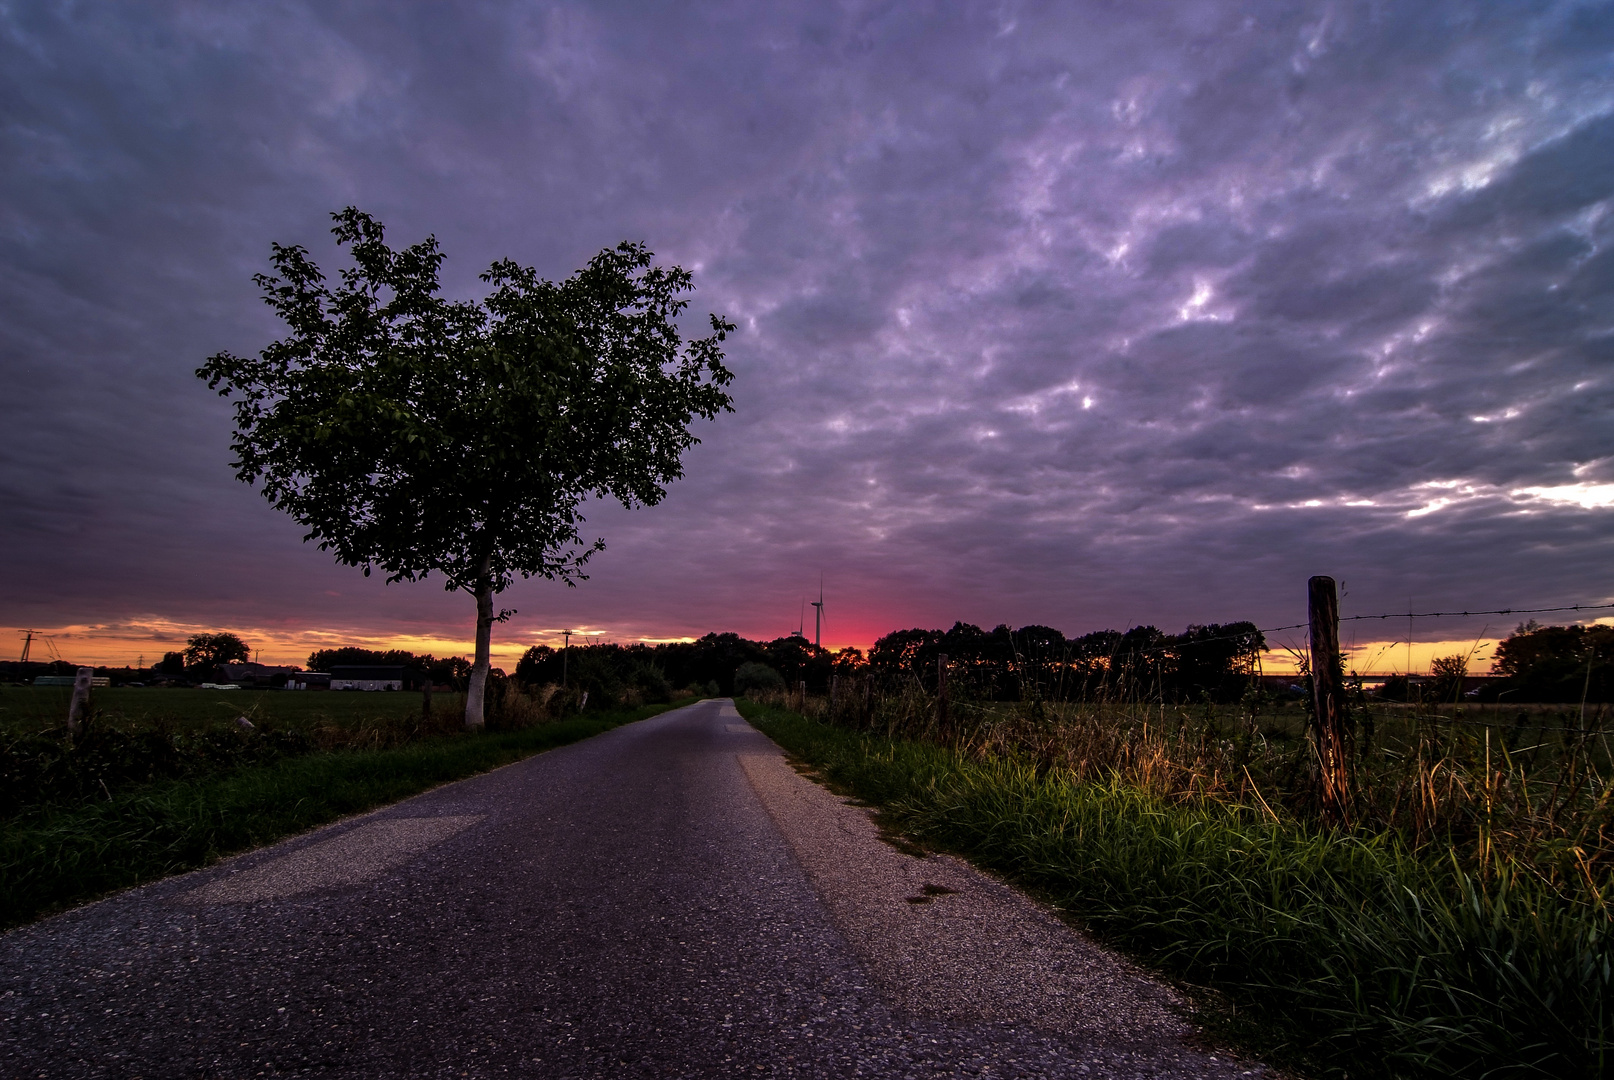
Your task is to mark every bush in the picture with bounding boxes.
[0,722,315,819]
[733,662,784,696]
[625,663,671,704]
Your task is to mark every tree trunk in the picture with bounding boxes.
[465,557,494,730]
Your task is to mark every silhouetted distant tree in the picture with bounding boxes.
[1492,622,1614,702]
[1430,655,1470,703]
[183,633,249,679]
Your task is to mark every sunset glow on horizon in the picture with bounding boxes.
[1,613,1524,682]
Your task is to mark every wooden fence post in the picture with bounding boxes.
[797,680,806,712]
[830,674,839,715]
[937,653,949,731]
[422,671,433,723]
[1308,576,1350,824]
[68,666,93,734]
[864,678,873,726]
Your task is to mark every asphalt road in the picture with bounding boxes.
[0,700,1269,1078]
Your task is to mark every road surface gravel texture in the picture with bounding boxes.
[0,700,1271,1078]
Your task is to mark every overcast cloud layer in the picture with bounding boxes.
[3,1,1614,667]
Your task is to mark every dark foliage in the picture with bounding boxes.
[733,662,785,695]
[183,633,250,669]
[866,620,1265,703]
[0,721,314,820]
[306,647,470,687]
[1490,621,1614,703]
[508,618,1266,706]
[514,632,847,699]
[512,643,674,705]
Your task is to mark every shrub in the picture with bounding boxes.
[733,662,784,696]
[628,663,673,704]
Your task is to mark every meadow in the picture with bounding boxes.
[0,684,435,736]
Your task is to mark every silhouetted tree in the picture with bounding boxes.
[199,209,733,728]
[1492,622,1614,702]
[182,633,250,679]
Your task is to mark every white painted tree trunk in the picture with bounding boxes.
[465,557,495,730]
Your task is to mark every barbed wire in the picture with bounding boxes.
[1431,712,1610,736]
[1257,601,1614,641]
[1340,601,1614,623]
[946,600,1614,668]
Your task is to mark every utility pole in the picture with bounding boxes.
[562,630,572,688]
[1308,576,1350,824]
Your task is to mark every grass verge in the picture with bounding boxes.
[1,700,689,930]
[737,699,1610,1079]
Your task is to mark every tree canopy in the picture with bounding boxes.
[1491,621,1614,702]
[182,632,250,670]
[199,209,734,726]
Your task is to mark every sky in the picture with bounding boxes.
[3,1,1614,675]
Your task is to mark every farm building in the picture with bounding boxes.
[328,665,421,691]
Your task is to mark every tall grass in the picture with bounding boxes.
[796,679,1614,893]
[740,696,1612,1077]
[0,700,687,930]
[0,681,612,817]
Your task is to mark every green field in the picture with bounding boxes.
[0,685,438,735]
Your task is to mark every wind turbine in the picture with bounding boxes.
[811,578,824,651]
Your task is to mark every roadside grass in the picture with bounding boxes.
[737,699,1611,1079]
[1,699,691,930]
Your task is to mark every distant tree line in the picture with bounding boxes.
[514,618,1614,709]
[304,648,472,687]
[863,621,1267,703]
[506,620,1267,706]
[513,632,827,703]
[9,616,1605,706]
